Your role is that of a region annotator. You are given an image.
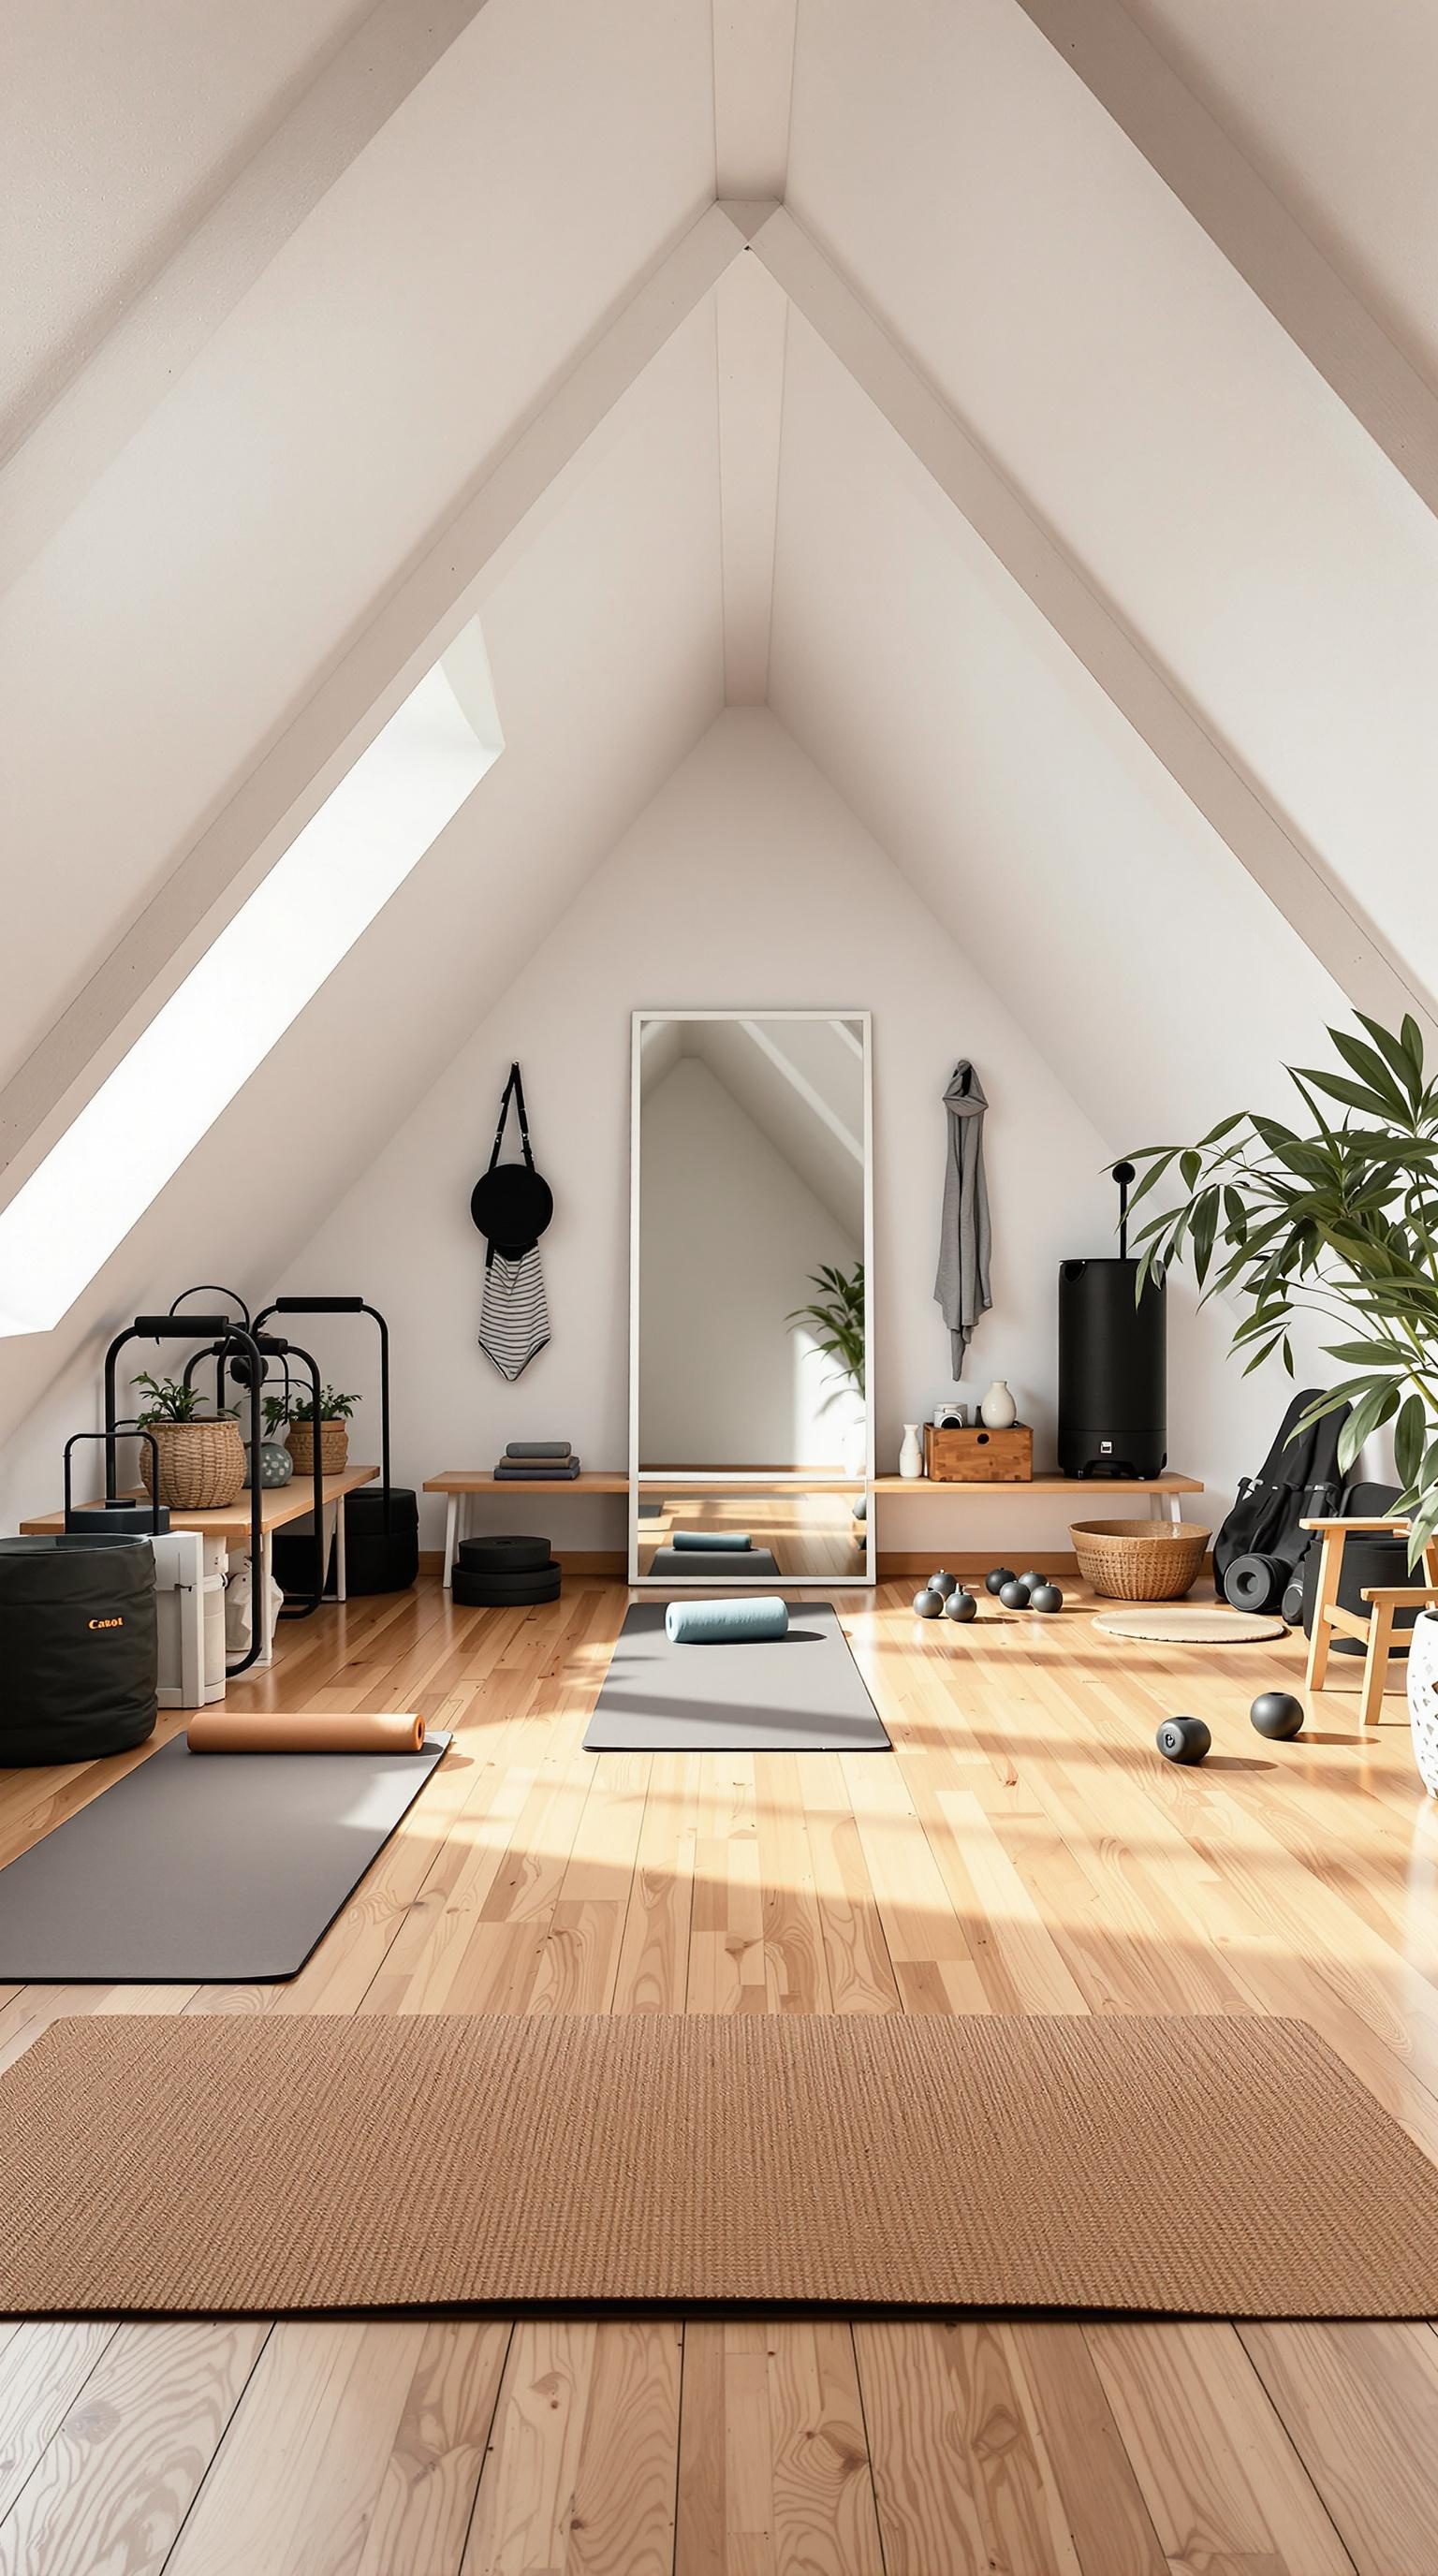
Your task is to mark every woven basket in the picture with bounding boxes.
[1070,1518,1211,1603]
[286,1419,349,1479]
[139,1418,246,1512]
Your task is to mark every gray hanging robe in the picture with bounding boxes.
[934,1061,992,1371]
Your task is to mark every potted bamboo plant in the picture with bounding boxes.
[266,1385,358,1480]
[134,1374,245,1512]
[1123,1010,1438,1786]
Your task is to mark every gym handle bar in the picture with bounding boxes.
[132,1314,236,1338]
[271,1296,364,1314]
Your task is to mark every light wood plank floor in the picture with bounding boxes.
[1,1573,1436,2574]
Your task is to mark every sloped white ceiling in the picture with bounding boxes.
[0,0,373,432]
[786,0,1438,1011]
[768,310,1347,1151]
[0,0,714,1090]
[1124,0,1438,388]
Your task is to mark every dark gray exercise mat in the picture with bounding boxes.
[584,1603,889,1752]
[0,1731,449,1983]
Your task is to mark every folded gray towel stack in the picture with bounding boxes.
[506,1441,572,1459]
[493,1456,581,1479]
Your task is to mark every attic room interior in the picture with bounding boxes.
[3,0,1438,2564]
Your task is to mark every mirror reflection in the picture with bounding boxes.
[634,1486,868,1583]
[636,1015,868,1476]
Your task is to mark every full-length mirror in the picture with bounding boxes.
[629,1012,872,1584]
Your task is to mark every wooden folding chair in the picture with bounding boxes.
[1301,1515,1438,1726]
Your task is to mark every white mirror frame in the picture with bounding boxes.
[627,1008,874,1587]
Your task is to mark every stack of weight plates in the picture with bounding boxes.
[450,1533,561,1606]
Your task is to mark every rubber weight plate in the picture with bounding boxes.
[456,1533,552,1576]
[450,1556,564,1597]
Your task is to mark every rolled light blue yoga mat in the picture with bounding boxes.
[666,1596,788,1645]
[671,1530,752,1553]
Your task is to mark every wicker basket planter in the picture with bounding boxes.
[286,1419,349,1480]
[139,1418,246,1512]
[1070,1518,1211,1603]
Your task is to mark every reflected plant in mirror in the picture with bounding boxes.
[787,1262,865,1395]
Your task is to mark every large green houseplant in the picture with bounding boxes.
[1125,1012,1438,1565]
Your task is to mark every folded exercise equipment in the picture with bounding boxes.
[506,1441,571,1459]
[492,1457,580,1479]
[584,1602,890,1751]
[666,1594,788,1644]
[457,1533,553,1574]
[671,1530,752,1552]
[0,1535,159,1766]
[186,1710,424,1754]
[0,1730,448,1982]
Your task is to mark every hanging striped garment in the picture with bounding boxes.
[479,1247,550,1380]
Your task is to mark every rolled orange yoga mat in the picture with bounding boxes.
[185,1710,425,1755]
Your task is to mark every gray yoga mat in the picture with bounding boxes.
[645,1545,781,1581]
[583,1603,889,1752]
[0,1730,449,1983]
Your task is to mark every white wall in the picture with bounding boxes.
[638,1054,861,1467]
[280,709,1258,1558]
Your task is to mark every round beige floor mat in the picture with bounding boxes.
[1094,1604,1289,1645]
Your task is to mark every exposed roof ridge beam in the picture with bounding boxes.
[1011,0,1438,524]
[0,204,748,1218]
[712,2,800,198]
[715,250,788,702]
[0,0,494,595]
[749,206,1437,1042]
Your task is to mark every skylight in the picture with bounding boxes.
[0,624,503,1337]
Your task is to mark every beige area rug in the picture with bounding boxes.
[1,2014,1434,2319]
[1095,1604,1289,1644]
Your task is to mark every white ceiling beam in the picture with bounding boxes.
[715,249,788,703]
[0,0,493,595]
[0,205,748,1212]
[712,0,799,198]
[1011,0,1438,526]
[750,206,1438,1041]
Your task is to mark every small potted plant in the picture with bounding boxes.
[134,1374,245,1511]
[787,1262,867,1474]
[270,1385,358,1480]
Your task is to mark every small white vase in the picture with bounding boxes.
[1407,1609,1438,1795]
[898,1423,924,1480]
[980,1380,1017,1430]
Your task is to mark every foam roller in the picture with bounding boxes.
[1224,1552,1285,1614]
[665,1596,789,1645]
[671,1530,753,1552]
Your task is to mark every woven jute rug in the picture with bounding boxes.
[1,2012,1434,2318]
[1095,1604,1288,1644]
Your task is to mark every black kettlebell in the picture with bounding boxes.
[944,1586,977,1623]
[985,1566,1016,1597]
[1156,1715,1211,1764]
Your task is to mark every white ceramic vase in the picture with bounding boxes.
[1407,1609,1438,1795]
[898,1423,924,1480]
[980,1380,1017,1430]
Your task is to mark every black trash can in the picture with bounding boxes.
[0,1535,158,1765]
[271,1486,419,1599]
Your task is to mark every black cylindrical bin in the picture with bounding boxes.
[0,1536,158,1765]
[1058,1257,1167,1479]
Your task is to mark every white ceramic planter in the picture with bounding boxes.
[1408,1608,1438,1795]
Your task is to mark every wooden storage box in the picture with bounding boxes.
[924,1423,1033,1483]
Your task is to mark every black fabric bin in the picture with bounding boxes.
[0,1535,158,1766]
[271,1487,418,1599]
